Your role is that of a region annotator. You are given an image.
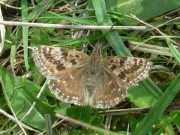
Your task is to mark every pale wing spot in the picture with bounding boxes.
[62,80,66,84]
[50,48,63,60]
[113,69,120,76]
[136,58,141,65]
[55,88,60,91]
[38,48,46,60]
[51,83,55,87]
[45,47,50,52]
[114,98,120,104]
[64,62,72,68]
[69,75,74,80]
[124,57,133,70]
[107,80,112,86]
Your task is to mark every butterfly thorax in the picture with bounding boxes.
[86,44,102,71]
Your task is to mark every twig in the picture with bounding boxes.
[129,41,173,57]
[39,118,66,135]
[99,103,180,116]
[0,20,147,30]
[45,114,52,135]
[0,109,39,132]
[130,15,179,45]
[0,1,22,10]
[99,107,149,116]
[20,80,48,121]
[56,113,121,135]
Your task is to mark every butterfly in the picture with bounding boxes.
[32,45,152,108]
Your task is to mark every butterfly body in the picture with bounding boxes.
[75,55,104,106]
[32,45,152,108]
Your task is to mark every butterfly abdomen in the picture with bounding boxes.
[86,70,99,93]
[82,69,102,106]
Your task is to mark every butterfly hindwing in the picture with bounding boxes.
[47,68,86,105]
[92,71,127,108]
[48,67,127,109]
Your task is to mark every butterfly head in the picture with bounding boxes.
[90,44,101,58]
[87,44,102,67]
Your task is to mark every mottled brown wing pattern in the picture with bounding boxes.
[32,45,152,109]
[105,57,152,88]
[48,67,127,109]
[93,71,127,108]
[32,45,88,79]
[47,68,85,106]
[92,57,152,108]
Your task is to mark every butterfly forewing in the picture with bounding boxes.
[32,45,88,79]
[105,57,152,88]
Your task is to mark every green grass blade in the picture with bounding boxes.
[167,39,180,64]
[133,74,180,135]
[10,44,16,71]
[28,0,55,21]
[154,115,176,135]
[142,78,162,98]
[21,0,29,71]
